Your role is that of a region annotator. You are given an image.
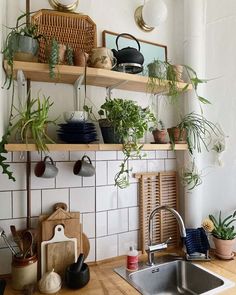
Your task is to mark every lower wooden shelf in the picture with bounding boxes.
[5,143,188,152]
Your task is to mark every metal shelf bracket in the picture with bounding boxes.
[106,80,128,99]
[73,74,85,110]
[17,70,26,101]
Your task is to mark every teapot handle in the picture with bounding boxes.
[116,33,141,52]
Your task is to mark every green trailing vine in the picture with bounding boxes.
[48,38,59,79]
[66,45,74,66]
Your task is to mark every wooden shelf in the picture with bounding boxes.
[7,61,192,94]
[5,143,188,152]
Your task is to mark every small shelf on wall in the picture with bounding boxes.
[5,143,188,152]
[6,61,192,94]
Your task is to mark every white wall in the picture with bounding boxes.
[201,1,236,225]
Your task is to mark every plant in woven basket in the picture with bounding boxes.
[9,94,58,152]
[2,11,44,89]
[99,98,156,188]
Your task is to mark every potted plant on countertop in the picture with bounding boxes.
[202,211,236,260]
[147,59,210,106]
[2,11,44,89]
[150,119,168,144]
[168,112,220,154]
[98,98,156,188]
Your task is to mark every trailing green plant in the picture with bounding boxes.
[149,119,165,132]
[48,38,59,79]
[208,211,236,240]
[9,94,58,152]
[181,160,202,191]
[147,59,210,105]
[2,11,44,89]
[66,45,74,66]
[169,112,221,154]
[99,98,156,188]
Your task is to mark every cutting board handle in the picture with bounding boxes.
[53,203,68,211]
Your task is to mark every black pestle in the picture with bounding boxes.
[71,253,85,272]
[0,279,6,295]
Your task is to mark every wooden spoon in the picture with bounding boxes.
[22,230,33,259]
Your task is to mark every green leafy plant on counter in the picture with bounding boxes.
[98,98,156,188]
[208,211,236,240]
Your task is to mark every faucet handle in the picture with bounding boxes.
[164,237,172,245]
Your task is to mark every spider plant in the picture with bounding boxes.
[181,160,202,191]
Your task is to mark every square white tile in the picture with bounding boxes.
[82,174,95,187]
[118,183,138,208]
[147,159,165,172]
[96,211,107,237]
[0,218,26,247]
[108,208,128,235]
[118,231,138,256]
[12,190,27,218]
[96,235,118,261]
[107,160,123,185]
[0,163,26,191]
[95,161,107,186]
[31,190,42,217]
[56,162,82,188]
[70,187,95,213]
[96,151,117,161]
[96,185,117,211]
[165,159,177,171]
[129,207,139,231]
[70,151,95,161]
[167,151,176,159]
[82,213,95,238]
[156,150,168,159]
[85,238,95,262]
[0,248,12,275]
[45,151,70,161]
[0,192,12,219]
[42,189,69,214]
[143,151,156,159]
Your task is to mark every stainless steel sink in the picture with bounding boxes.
[114,259,234,294]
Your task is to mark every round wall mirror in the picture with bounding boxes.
[49,0,79,12]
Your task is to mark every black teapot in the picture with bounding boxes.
[112,33,144,66]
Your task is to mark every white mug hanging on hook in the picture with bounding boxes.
[73,155,95,177]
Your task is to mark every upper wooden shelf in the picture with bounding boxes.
[5,143,188,152]
[7,61,192,94]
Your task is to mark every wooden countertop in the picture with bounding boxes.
[4,252,236,294]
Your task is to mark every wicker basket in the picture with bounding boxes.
[32,9,97,63]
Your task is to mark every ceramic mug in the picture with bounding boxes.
[34,156,58,178]
[63,111,88,123]
[88,47,117,70]
[73,155,95,177]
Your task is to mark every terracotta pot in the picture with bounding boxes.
[167,127,187,144]
[213,236,235,260]
[74,51,89,67]
[152,129,168,144]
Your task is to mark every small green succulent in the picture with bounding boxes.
[209,211,236,240]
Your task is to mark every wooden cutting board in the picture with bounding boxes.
[46,241,76,276]
[41,224,77,276]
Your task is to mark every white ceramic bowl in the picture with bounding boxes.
[63,111,88,123]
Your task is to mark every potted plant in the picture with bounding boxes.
[2,12,44,89]
[181,160,202,191]
[150,119,168,144]
[202,211,236,259]
[168,112,220,154]
[98,98,156,188]
[147,59,210,105]
[9,94,58,152]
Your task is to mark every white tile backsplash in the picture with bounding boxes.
[42,189,69,214]
[118,183,138,208]
[108,208,128,234]
[96,185,117,211]
[70,187,95,213]
[0,148,175,273]
[82,213,95,238]
[0,192,12,219]
[96,235,118,260]
[118,231,138,256]
[96,211,107,237]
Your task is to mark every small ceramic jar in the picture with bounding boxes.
[11,255,38,290]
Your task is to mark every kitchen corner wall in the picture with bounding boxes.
[0,150,177,274]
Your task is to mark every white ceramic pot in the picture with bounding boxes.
[63,111,88,123]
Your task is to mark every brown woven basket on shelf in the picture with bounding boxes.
[135,171,180,254]
[32,9,97,63]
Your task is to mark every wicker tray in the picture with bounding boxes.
[135,171,179,253]
[32,9,97,63]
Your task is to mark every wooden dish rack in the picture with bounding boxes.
[135,171,180,253]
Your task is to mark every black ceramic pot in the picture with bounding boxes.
[65,263,90,289]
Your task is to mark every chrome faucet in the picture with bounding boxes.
[146,205,186,266]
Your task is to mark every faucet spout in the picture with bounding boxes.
[146,205,186,266]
